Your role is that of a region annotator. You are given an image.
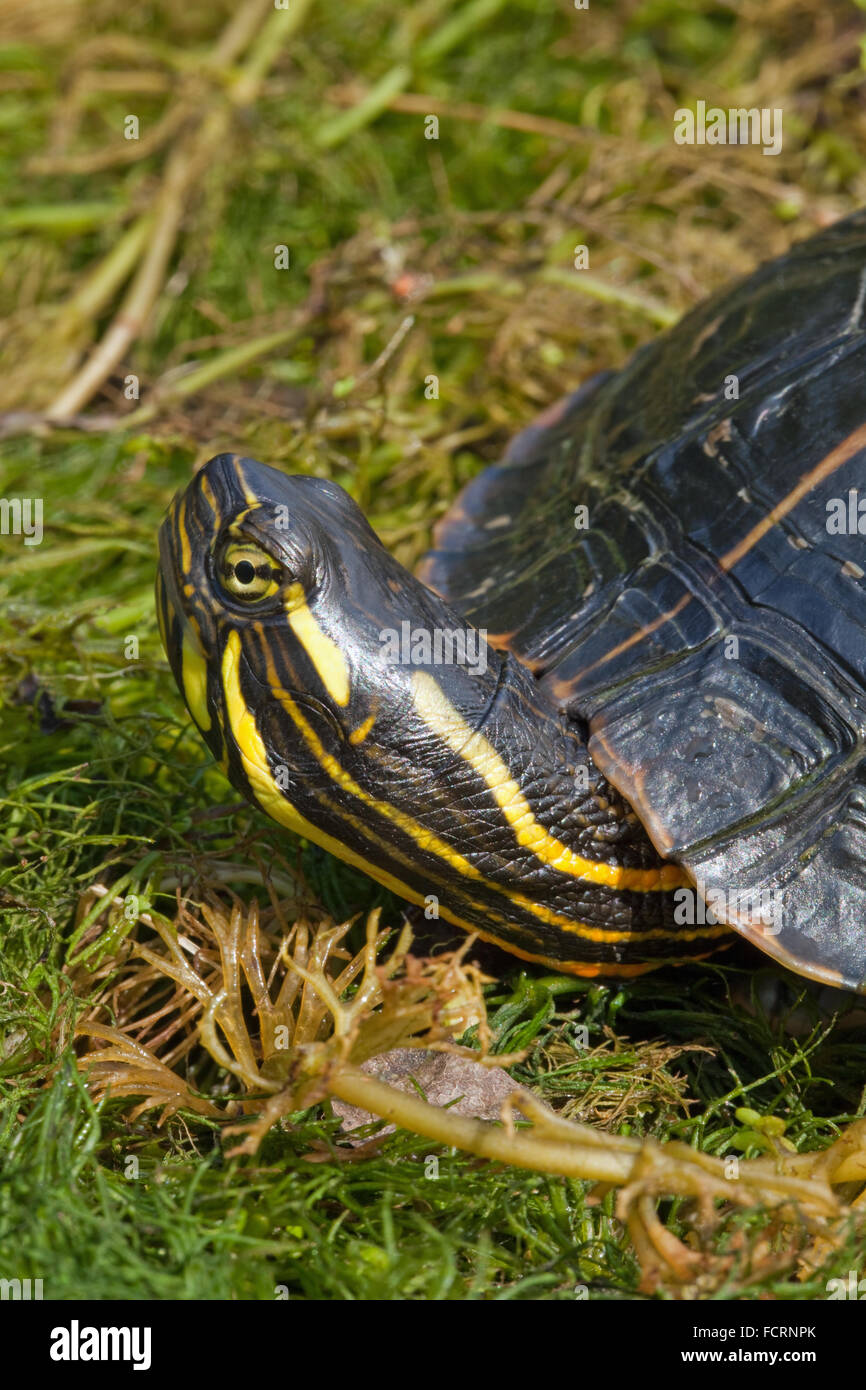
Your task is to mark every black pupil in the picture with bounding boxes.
[235,560,256,585]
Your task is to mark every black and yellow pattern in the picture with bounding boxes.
[157,213,866,994]
[157,452,730,978]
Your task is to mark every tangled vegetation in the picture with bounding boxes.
[2,0,866,1300]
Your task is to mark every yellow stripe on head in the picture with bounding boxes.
[199,473,219,521]
[232,458,262,509]
[411,670,688,893]
[177,496,191,574]
[182,628,211,731]
[220,630,479,922]
[155,569,170,655]
[285,582,350,706]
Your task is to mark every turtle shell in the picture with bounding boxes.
[420,210,866,991]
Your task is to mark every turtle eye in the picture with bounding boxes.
[218,540,281,603]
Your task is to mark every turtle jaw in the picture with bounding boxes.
[155,451,509,827]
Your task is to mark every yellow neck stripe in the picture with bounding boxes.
[255,640,723,946]
[221,629,501,935]
[220,632,721,950]
[411,670,688,893]
[349,711,377,745]
[466,925,733,977]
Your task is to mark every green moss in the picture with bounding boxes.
[0,0,864,1301]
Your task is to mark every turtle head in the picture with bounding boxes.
[157,453,502,859]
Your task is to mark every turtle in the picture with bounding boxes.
[157,209,866,995]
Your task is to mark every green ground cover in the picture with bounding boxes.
[1,0,866,1299]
